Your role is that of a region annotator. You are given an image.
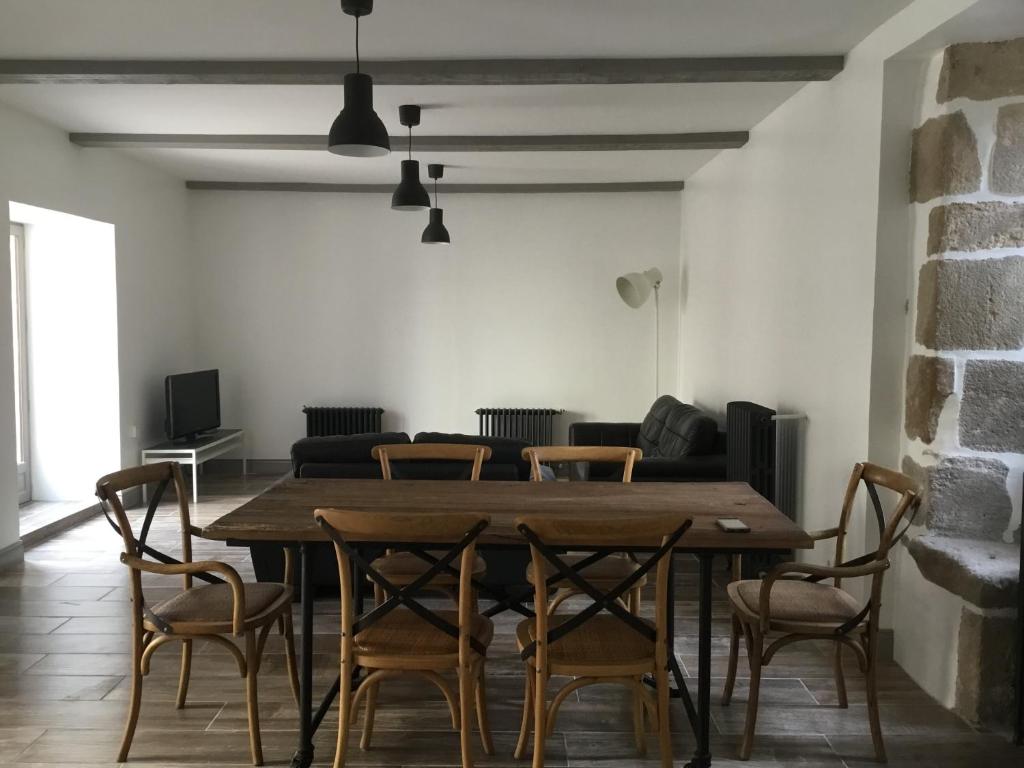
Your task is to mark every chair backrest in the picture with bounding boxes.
[515,513,691,673]
[371,443,492,481]
[828,462,920,615]
[521,446,642,482]
[95,461,194,608]
[314,509,490,661]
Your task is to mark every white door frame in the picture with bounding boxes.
[9,222,31,505]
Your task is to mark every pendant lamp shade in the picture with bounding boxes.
[328,72,391,157]
[616,268,663,308]
[421,208,451,245]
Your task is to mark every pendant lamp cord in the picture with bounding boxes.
[408,126,413,160]
[433,177,439,207]
[355,15,361,74]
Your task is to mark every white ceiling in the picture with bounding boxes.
[0,0,919,186]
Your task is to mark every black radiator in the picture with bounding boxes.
[726,401,777,506]
[476,408,563,446]
[302,406,384,437]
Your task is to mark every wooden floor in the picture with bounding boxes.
[0,472,1017,767]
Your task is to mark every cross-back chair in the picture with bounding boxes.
[314,508,495,768]
[514,513,692,768]
[95,461,298,766]
[369,443,492,606]
[522,446,646,615]
[722,461,920,762]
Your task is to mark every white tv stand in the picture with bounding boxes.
[140,428,245,504]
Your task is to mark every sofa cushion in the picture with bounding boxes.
[291,432,410,476]
[414,432,531,480]
[298,463,383,479]
[637,396,717,458]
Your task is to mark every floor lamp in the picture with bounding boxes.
[616,268,663,399]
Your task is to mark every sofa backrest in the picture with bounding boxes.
[414,432,532,481]
[637,396,718,458]
[291,432,410,477]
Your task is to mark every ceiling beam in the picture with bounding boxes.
[185,181,685,194]
[70,132,748,152]
[0,56,843,85]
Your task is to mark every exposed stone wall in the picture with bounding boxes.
[903,38,1023,731]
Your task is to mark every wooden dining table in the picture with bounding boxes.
[202,477,813,768]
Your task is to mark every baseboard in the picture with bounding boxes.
[204,458,291,476]
[20,502,103,549]
[0,540,25,570]
[876,628,894,661]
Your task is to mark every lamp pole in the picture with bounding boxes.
[654,283,660,399]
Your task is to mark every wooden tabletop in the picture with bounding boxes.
[202,478,812,551]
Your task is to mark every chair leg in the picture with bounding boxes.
[514,666,533,760]
[633,680,647,755]
[175,638,192,710]
[656,664,673,768]
[722,614,741,706]
[117,632,145,763]
[531,668,547,768]
[458,664,474,768]
[282,611,300,707]
[865,642,887,763]
[475,663,495,755]
[360,680,379,750]
[738,630,764,761]
[834,642,848,709]
[335,647,354,768]
[244,630,264,766]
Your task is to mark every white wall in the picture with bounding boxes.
[11,203,120,502]
[0,100,195,552]
[190,190,681,459]
[678,0,975,581]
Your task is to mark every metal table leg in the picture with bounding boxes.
[290,543,315,768]
[685,553,714,768]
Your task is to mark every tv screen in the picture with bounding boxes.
[165,369,221,440]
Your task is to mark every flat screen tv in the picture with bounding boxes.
[165,369,221,441]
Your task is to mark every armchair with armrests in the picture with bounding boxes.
[722,461,920,762]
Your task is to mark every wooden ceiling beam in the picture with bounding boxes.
[0,56,843,85]
[70,132,748,152]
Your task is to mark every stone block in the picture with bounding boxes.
[938,38,1024,102]
[955,608,1017,729]
[903,355,954,442]
[905,533,1018,609]
[991,102,1024,196]
[919,456,1012,539]
[914,256,1024,350]
[960,359,1024,452]
[928,202,1024,254]
[910,111,981,202]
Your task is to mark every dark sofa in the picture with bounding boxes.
[252,430,532,592]
[291,431,531,481]
[569,395,727,482]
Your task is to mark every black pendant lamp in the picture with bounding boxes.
[391,105,431,210]
[327,0,390,158]
[421,164,451,245]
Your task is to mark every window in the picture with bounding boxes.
[9,222,30,504]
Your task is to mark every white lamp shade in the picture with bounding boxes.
[616,268,663,308]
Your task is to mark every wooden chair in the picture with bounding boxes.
[722,462,920,762]
[522,446,646,615]
[369,443,492,605]
[514,513,692,768]
[95,461,298,766]
[314,508,495,768]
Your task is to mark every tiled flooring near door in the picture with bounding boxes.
[0,472,1017,767]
